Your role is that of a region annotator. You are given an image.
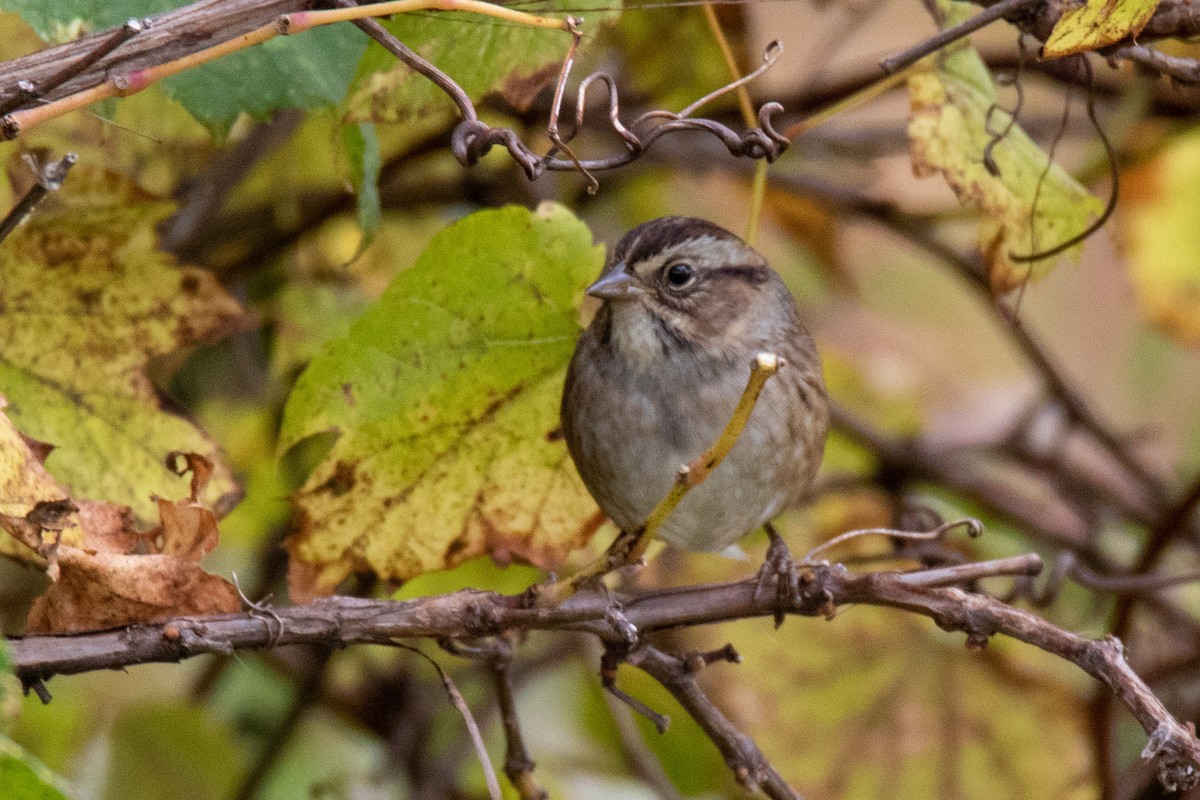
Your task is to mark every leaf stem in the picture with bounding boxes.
[700,4,766,246]
[781,59,925,139]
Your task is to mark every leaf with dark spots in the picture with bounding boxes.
[1043,0,1162,58]
[0,165,250,520]
[907,1,1102,290]
[279,204,604,597]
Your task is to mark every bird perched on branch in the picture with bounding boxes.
[561,216,828,604]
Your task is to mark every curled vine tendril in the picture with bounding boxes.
[333,4,790,189]
[449,40,790,186]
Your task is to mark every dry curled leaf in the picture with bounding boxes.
[151,452,221,560]
[26,546,240,634]
[0,434,241,633]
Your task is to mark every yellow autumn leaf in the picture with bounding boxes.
[1044,0,1162,58]
[907,2,1104,291]
[0,165,249,520]
[279,204,604,598]
[1120,128,1200,347]
[0,397,83,566]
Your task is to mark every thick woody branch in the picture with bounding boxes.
[8,557,1197,792]
[0,0,313,111]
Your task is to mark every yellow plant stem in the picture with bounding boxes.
[782,58,929,139]
[5,1,572,138]
[745,160,768,248]
[540,353,783,606]
[700,3,768,247]
[701,4,756,129]
[282,0,571,34]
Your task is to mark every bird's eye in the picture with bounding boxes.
[665,263,694,288]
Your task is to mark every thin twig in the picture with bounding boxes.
[397,643,503,800]
[1110,43,1200,84]
[804,518,983,563]
[0,152,77,244]
[879,0,1042,75]
[486,641,548,800]
[898,553,1043,587]
[632,646,803,800]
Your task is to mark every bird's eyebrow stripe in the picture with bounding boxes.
[706,264,770,284]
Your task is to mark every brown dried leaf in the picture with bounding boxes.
[26,547,240,634]
[76,499,143,555]
[151,452,220,560]
[25,480,239,633]
[153,497,219,562]
[1,408,239,632]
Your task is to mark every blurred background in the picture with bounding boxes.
[2,1,1200,798]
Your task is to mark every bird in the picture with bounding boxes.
[560,216,829,612]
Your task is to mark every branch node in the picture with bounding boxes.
[1143,721,1200,792]
[178,626,234,656]
[732,763,760,792]
[965,630,990,651]
[684,643,743,673]
[605,605,639,652]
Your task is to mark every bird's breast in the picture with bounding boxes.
[563,337,821,553]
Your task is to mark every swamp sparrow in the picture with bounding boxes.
[561,217,829,561]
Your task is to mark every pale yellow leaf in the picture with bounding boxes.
[1044,0,1162,58]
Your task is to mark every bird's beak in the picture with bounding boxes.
[587,262,643,300]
